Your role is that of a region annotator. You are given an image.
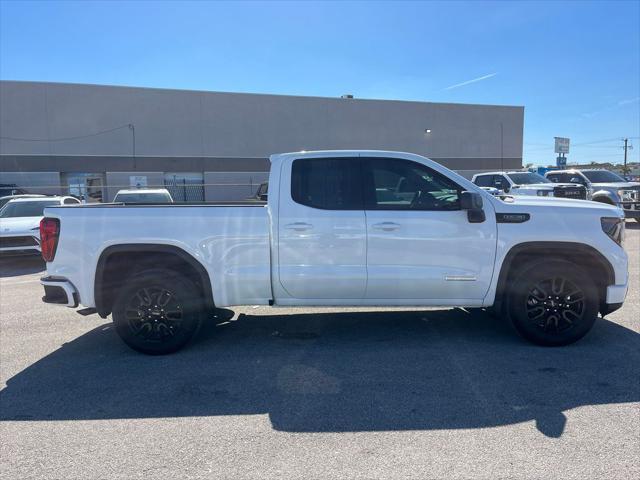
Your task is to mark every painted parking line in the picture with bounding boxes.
[0,278,42,286]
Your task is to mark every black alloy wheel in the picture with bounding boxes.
[124,286,185,344]
[508,261,598,346]
[112,269,204,354]
[525,276,585,334]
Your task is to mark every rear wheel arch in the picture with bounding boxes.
[492,242,615,317]
[95,244,214,318]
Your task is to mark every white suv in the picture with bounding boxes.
[0,196,81,256]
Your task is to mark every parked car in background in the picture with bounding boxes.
[472,171,588,199]
[479,186,504,196]
[39,150,627,354]
[113,188,174,204]
[0,196,81,256]
[545,169,640,221]
[0,184,28,197]
[248,182,268,201]
[0,194,46,210]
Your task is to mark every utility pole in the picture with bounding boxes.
[500,122,504,172]
[128,123,136,171]
[623,138,629,174]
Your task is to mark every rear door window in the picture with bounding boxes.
[291,158,363,210]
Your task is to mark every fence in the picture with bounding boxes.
[164,178,205,202]
[0,182,266,203]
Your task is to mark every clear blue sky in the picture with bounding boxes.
[1,0,638,166]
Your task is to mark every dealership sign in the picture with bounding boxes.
[129,175,148,188]
[554,137,570,154]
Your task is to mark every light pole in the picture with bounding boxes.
[128,123,136,171]
[500,122,504,172]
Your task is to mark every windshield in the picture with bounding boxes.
[507,172,550,184]
[0,200,60,218]
[114,192,172,203]
[582,170,626,183]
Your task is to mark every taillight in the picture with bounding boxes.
[40,217,60,262]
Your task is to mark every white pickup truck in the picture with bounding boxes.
[39,150,628,354]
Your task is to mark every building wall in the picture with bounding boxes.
[0,80,523,168]
[204,171,269,201]
[0,81,524,199]
[104,171,165,202]
[0,171,61,195]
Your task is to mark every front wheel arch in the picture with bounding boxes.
[492,242,614,318]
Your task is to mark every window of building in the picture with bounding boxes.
[363,158,461,211]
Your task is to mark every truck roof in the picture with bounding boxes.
[5,196,70,203]
[271,149,431,162]
[547,169,608,173]
[473,171,528,176]
[115,188,170,195]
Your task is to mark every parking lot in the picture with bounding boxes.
[0,224,638,479]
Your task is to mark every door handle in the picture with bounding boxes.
[372,222,400,231]
[284,222,313,232]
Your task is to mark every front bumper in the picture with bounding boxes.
[41,276,78,307]
[620,202,640,218]
[601,284,628,317]
[606,284,628,304]
[0,235,41,256]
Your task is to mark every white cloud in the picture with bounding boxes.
[618,97,640,106]
[444,73,498,90]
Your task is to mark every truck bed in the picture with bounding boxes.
[44,203,273,308]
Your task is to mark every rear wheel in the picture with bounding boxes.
[507,261,599,346]
[112,269,204,354]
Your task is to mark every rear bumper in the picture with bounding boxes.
[41,276,78,307]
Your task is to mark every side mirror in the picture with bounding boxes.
[460,191,486,223]
[460,191,484,210]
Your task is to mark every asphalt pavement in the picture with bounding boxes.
[1,223,639,479]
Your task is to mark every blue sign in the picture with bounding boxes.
[557,155,567,168]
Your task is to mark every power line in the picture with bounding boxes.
[573,136,639,146]
[0,124,132,142]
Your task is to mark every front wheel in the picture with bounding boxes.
[507,261,599,346]
[112,268,204,354]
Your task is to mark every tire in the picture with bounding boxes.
[485,305,502,319]
[507,261,599,346]
[112,268,204,355]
